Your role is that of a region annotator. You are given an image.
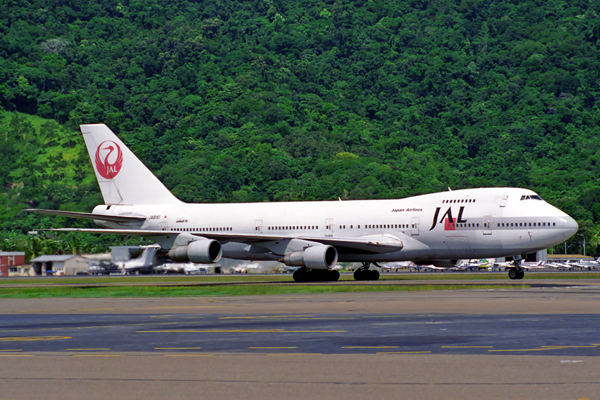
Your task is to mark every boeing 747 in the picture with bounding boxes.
[28,124,578,281]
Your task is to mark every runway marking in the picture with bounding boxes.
[489,347,571,352]
[441,346,494,349]
[163,354,215,357]
[66,348,111,351]
[377,351,432,354]
[490,344,599,353]
[64,304,231,313]
[155,347,202,350]
[267,353,321,356]
[342,346,400,349]
[151,315,173,318]
[137,329,346,333]
[220,315,315,319]
[0,354,34,357]
[71,355,120,357]
[0,336,71,342]
[219,315,353,321]
[248,347,297,349]
[0,322,179,333]
[152,305,230,309]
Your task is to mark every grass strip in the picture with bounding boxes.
[0,284,523,298]
[1,272,599,286]
[377,272,600,280]
[0,275,291,285]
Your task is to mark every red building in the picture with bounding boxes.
[0,252,26,277]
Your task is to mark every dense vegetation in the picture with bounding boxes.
[1,0,599,257]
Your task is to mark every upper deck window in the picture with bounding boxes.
[520,195,543,201]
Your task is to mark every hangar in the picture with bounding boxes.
[29,254,91,276]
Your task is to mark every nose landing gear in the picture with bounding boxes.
[507,259,525,280]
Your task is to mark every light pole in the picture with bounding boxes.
[575,234,586,256]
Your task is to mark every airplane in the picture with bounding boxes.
[229,263,259,274]
[155,262,210,274]
[114,245,158,274]
[573,259,600,270]
[379,261,415,272]
[520,260,545,270]
[546,262,572,270]
[27,124,579,282]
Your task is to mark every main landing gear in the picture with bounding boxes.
[291,262,382,282]
[353,262,380,281]
[507,259,525,280]
[293,267,340,282]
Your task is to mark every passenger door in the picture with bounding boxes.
[483,215,492,235]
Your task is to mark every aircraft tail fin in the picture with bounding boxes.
[136,246,158,268]
[80,124,181,205]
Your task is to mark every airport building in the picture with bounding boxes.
[29,254,91,276]
[0,251,26,277]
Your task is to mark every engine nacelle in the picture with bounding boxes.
[282,245,338,270]
[167,239,222,263]
[414,259,460,268]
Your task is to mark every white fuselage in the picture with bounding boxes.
[92,187,578,263]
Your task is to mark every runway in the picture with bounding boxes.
[1,283,600,399]
[1,311,600,355]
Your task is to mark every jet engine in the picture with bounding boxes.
[167,239,222,263]
[282,245,338,270]
[414,259,461,268]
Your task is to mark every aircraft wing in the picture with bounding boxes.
[47,228,403,254]
[297,235,403,253]
[26,209,146,224]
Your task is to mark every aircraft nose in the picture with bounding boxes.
[562,215,578,238]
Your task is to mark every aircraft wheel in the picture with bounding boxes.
[508,269,518,280]
[517,269,525,280]
[369,270,380,281]
[329,270,340,281]
[293,267,308,282]
[310,270,323,282]
[353,269,366,281]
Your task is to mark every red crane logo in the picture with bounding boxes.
[95,141,123,179]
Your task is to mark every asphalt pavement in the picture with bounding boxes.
[1,283,600,399]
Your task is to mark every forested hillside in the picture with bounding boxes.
[1,0,599,255]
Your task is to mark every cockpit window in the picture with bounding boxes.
[520,195,543,201]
